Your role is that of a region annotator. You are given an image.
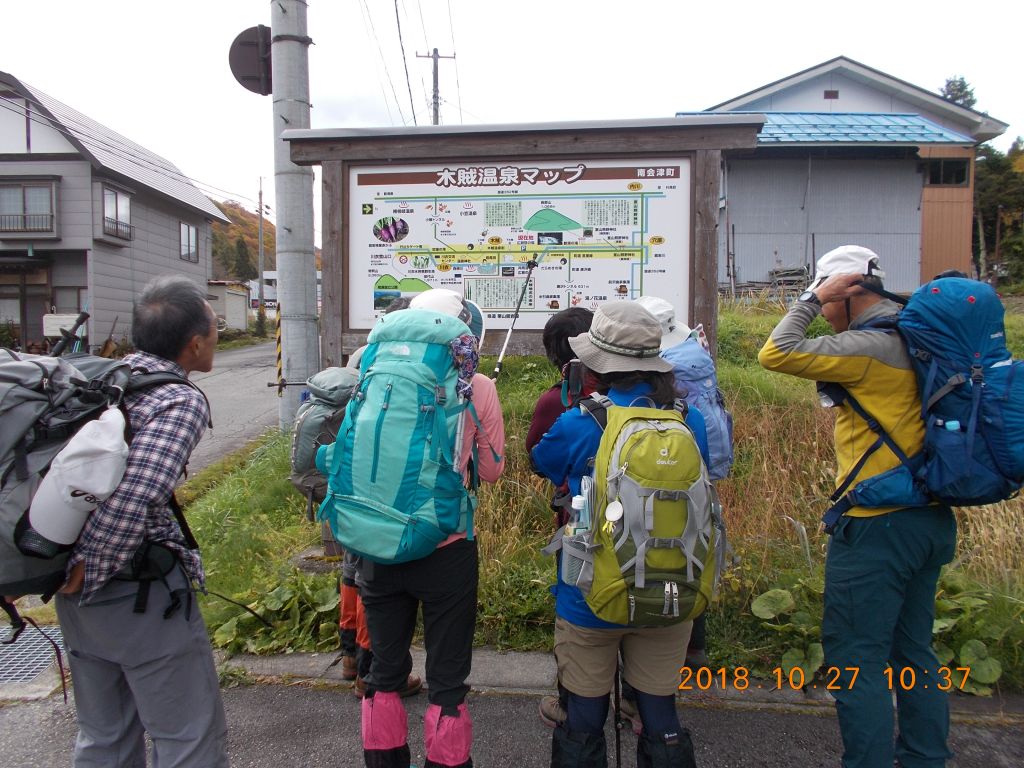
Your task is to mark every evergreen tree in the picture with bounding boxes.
[940,76,977,109]
[974,142,1024,282]
[233,236,256,281]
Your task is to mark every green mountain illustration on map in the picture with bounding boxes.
[524,209,582,232]
[375,275,432,291]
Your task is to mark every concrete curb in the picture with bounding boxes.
[215,647,1024,726]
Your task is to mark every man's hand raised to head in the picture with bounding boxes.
[813,273,867,305]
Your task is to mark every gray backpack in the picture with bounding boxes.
[0,350,194,641]
[289,366,360,518]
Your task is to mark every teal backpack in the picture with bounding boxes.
[316,309,484,564]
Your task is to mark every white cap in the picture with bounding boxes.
[410,288,485,345]
[810,245,885,289]
[410,288,467,319]
[28,408,129,545]
[635,295,691,350]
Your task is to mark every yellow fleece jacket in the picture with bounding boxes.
[758,299,924,517]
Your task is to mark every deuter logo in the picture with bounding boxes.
[656,447,677,466]
[70,489,101,504]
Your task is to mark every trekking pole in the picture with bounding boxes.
[614,655,623,768]
[491,258,538,380]
[50,311,90,357]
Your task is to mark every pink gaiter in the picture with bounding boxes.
[362,691,408,751]
[424,703,473,766]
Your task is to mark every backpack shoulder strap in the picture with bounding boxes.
[578,394,612,431]
[857,314,900,332]
[820,386,918,531]
[128,369,212,428]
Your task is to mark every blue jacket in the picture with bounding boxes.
[531,382,710,628]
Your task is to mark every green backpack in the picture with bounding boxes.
[556,396,726,627]
[289,366,360,518]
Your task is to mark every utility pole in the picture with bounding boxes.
[256,178,267,335]
[271,0,318,428]
[416,48,455,125]
[257,179,265,307]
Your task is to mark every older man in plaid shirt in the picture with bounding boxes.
[56,275,228,768]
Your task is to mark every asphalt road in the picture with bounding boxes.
[188,341,280,473]
[2,683,1022,768]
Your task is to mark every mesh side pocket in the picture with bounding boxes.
[560,532,595,594]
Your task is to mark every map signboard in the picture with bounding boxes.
[347,157,691,330]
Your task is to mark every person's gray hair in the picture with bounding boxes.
[132,275,212,360]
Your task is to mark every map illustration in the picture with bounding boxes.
[346,157,691,330]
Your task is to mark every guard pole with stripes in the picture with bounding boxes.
[275,303,283,397]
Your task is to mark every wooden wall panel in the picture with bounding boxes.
[918,147,974,280]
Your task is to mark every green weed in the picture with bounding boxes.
[184,304,1024,694]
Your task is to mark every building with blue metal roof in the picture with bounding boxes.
[689,56,1008,293]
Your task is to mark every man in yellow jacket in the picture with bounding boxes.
[759,245,957,768]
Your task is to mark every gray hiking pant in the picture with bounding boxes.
[55,565,229,768]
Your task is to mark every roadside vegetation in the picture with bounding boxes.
[190,297,1024,695]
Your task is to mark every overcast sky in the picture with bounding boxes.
[5,0,1020,240]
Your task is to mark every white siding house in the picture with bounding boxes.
[0,71,229,351]
[696,57,1009,293]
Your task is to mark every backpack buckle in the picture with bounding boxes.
[970,365,984,383]
[80,378,108,403]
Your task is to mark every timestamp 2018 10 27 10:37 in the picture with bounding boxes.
[677,666,972,692]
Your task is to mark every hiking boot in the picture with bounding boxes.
[619,696,642,735]
[340,655,357,681]
[538,695,567,728]
[354,674,423,699]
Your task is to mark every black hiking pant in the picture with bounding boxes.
[357,537,478,707]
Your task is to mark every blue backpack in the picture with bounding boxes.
[316,309,485,564]
[662,339,734,480]
[822,276,1024,530]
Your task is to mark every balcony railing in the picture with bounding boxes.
[103,217,134,240]
[0,212,55,232]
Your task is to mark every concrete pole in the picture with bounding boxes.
[417,48,455,126]
[257,178,265,309]
[431,48,439,125]
[270,0,318,429]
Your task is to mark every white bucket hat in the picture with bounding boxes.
[809,245,885,290]
[568,302,673,374]
[635,295,691,350]
[28,408,129,546]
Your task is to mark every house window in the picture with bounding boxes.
[925,159,969,186]
[823,90,839,100]
[53,286,84,314]
[103,186,133,239]
[180,222,198,263]
[0,183,55,232]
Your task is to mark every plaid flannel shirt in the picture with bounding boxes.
[68,351,209,602]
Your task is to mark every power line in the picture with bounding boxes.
[446,0,463,124]
[394,0,418,126]
[0,97,261,208]
[359,0,405,125]
[416,0,430,49]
